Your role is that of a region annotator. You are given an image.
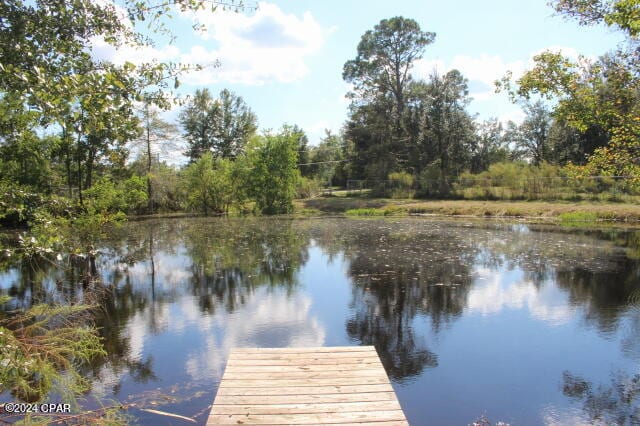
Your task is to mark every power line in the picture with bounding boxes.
[297,160,350,166]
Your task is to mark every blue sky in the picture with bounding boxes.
[93,0,625,159]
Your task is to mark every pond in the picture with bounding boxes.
[2,217,640,425]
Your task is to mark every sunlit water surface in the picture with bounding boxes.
[2,217,640,425]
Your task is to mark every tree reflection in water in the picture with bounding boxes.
[2,217,640,420]
[182,218,310,314]
[562,371,640,424]
[309,220,640,383]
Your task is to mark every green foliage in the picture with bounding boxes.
[281,124,310,176]
[415,71,476,177]
[83,176,148,217]
[455,162,563,200]
[343,16,435,118]
[183,153,218,215]
[344,17,443,182]
[133,103,180,213]
[388,172,415,198]
[0,96,60,192]
[0,0,230,216]
[122,175,149,213]
[0,184,75,228]
[507,101,554,165]
[182,153,244,214]
[498,1,640,180]
[417,161,446,197]
[129,157,185,213]
[307,130,348,186]
[558,211,600,224]
[469,119,510,173]
[448,162,638,201]
[551,0,640,37]
[345,206,406,216]
[295,177,321,199]
[0,301,105,403]
[150,163,185,212]
[247,131,299,215]
[180,89,258,162]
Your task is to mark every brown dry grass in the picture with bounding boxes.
[295,197,640,222]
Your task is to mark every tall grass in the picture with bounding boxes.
[418,162,639,202]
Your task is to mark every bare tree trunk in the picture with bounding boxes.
[85,147,95,189]
[146,105,153,213]
[76,134,84,207]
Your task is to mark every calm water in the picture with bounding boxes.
[2,217,640,425]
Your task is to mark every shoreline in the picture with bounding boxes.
[294,197,640,225]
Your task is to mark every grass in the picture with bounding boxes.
[557,211,604,227]
[345,206,405,216]
[294,197,640,223]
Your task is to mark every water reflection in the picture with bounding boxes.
[561,370,640,424]
[1,218,640,425]
[466,268,576,325]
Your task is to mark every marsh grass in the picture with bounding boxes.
[297,197,640,223]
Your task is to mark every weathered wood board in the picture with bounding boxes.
[207,346,408,425]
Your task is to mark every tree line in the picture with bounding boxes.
[341,4,638,195]
[1,0,639,228]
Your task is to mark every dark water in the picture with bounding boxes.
[2,217,640,425]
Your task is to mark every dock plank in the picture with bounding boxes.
[231,347,376,353]
[208,346,408,425]
[211,400,402,415]
[215,384,394,396]
[208,410,407,424]
[228,352,380,360]
[226,358,380,366]
[221,370,388,380]
[212,392,398,405]
[224,364,384,372]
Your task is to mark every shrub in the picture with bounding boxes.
[83,176,148,216]
[453,162,576,200]
[0,299,105,403]
[295,177,321,199]
[0,184,75,228]
[247,131,299,215]
[417,162,451,198]
[388,172,415,198]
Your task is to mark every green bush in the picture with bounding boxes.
[247,131,299,215]
[182,153,244,215]
[0,184,75,228]
[295,177,321,199]
[0,301,105,403]
[388,172,415,198]
[454,162,573,200]
[83,176,148,216]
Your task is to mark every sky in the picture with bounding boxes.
[91,0,626,162]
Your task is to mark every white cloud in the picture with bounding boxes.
[414,55,525,102]
[497,109,526,126]
[532,45,582,61]
[467,267,575,326]
[305,120,331,145]
[182,288,326,382]
[412,58,446,78]
[90,38,181,65]
[89,2,331,86]
[412,45,581,104]
[179,2,331,85]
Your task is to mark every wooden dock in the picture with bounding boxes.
[207,346,408,425]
